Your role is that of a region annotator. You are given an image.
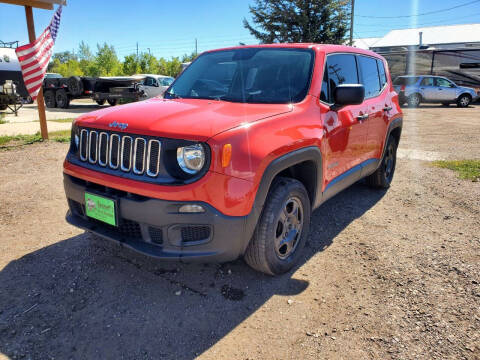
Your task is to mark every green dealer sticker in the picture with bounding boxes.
[85,193,116,226]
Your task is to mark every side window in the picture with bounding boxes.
[358,55,381,98]
[421,77,434,86]
[144,77,153,86]
[377,59,387,88]
[435,78,453,87]
[326,54,358,103]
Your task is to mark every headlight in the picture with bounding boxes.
[176,144,205,174]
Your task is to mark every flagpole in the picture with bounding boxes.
[25,5,49,140]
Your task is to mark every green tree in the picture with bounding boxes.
[243,0,349,44]
[78,41,94,75]
[123,54,141,75]
[138,52,159,74]
[94,43,122,76]
[51,50,77,63]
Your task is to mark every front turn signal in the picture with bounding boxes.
[222,144,232,168]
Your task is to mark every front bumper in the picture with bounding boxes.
[64,174,250,262]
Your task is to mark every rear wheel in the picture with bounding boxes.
[407,93,421,108]
[457,94,471,108]
[107,99,118,106]
[244,177,310,275]
[55,89,70,108]
[96,99,106,106]
[44,90,56,108]
[366,135,398,189]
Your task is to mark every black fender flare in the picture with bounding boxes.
[381,117,403,161]
[241,146,322,253]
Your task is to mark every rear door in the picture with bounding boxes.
[357,55,389,161]
[321,53,369,187]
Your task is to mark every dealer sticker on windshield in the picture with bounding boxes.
[85,193,116,226]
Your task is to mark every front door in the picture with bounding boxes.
[320,53,369,190]
[435,77,457,101]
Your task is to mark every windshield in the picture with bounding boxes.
[164,48,314,104]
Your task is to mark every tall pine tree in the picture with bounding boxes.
[243,0,350,44]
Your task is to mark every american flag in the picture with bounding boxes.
[15,6,63,100]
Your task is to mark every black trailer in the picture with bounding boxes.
[42,75,146,109]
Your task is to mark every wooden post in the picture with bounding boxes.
[25,5,48,139]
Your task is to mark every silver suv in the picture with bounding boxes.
[393,75,478,108]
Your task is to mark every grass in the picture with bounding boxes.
[45,118,74,123]
[0,130,70,148]
[432,160,480,182]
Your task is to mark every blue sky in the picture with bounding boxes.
[1,0,479,60]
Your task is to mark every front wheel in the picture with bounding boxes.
[457,94,471,108]
[244,177,311,275]
[366,134,398,189]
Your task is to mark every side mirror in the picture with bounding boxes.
[332,84,365,109]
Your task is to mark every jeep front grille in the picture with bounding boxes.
[78,128,161,178]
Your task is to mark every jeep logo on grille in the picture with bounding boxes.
[109,121,128,130]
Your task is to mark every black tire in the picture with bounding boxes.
[44,90,56,108]
[407,93,421,108]
[55,89,69,109]
[96,99,106,106]
[457,94,471,108]
[244,177,311,275]
[441,102,450,107]
[67,76,84,96]
[0,104,7,111]
[107,99,118,106]
[366,135,398,189]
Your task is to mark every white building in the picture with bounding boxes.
[355,23,480,52]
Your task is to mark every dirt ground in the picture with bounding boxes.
[0,105,479,360]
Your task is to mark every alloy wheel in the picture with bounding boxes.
[274,196,304,260]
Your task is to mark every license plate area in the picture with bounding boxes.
[84,192,117,226]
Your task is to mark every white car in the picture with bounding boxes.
[137,74,174,99]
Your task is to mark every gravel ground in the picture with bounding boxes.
[0,106,479,360]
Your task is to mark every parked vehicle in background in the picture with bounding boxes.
[63,44,402,275]
[42,75,147,108]
[381,48,480,95]
[137,74,174,99]
[394,75,479,107]
[0,43,30,103]
[45,73,63,79]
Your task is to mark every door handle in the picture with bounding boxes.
[356,114,369,121]
[383,106,392,112]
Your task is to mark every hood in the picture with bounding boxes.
[75,98,293,141]
[457,86,477,94]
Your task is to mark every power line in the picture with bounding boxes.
[357,0,480,18]
[355,12,480,27]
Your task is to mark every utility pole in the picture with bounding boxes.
[136,42,138,57]
[349,0,355,46]
[147,47,151,55]
[195,38,198,56]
